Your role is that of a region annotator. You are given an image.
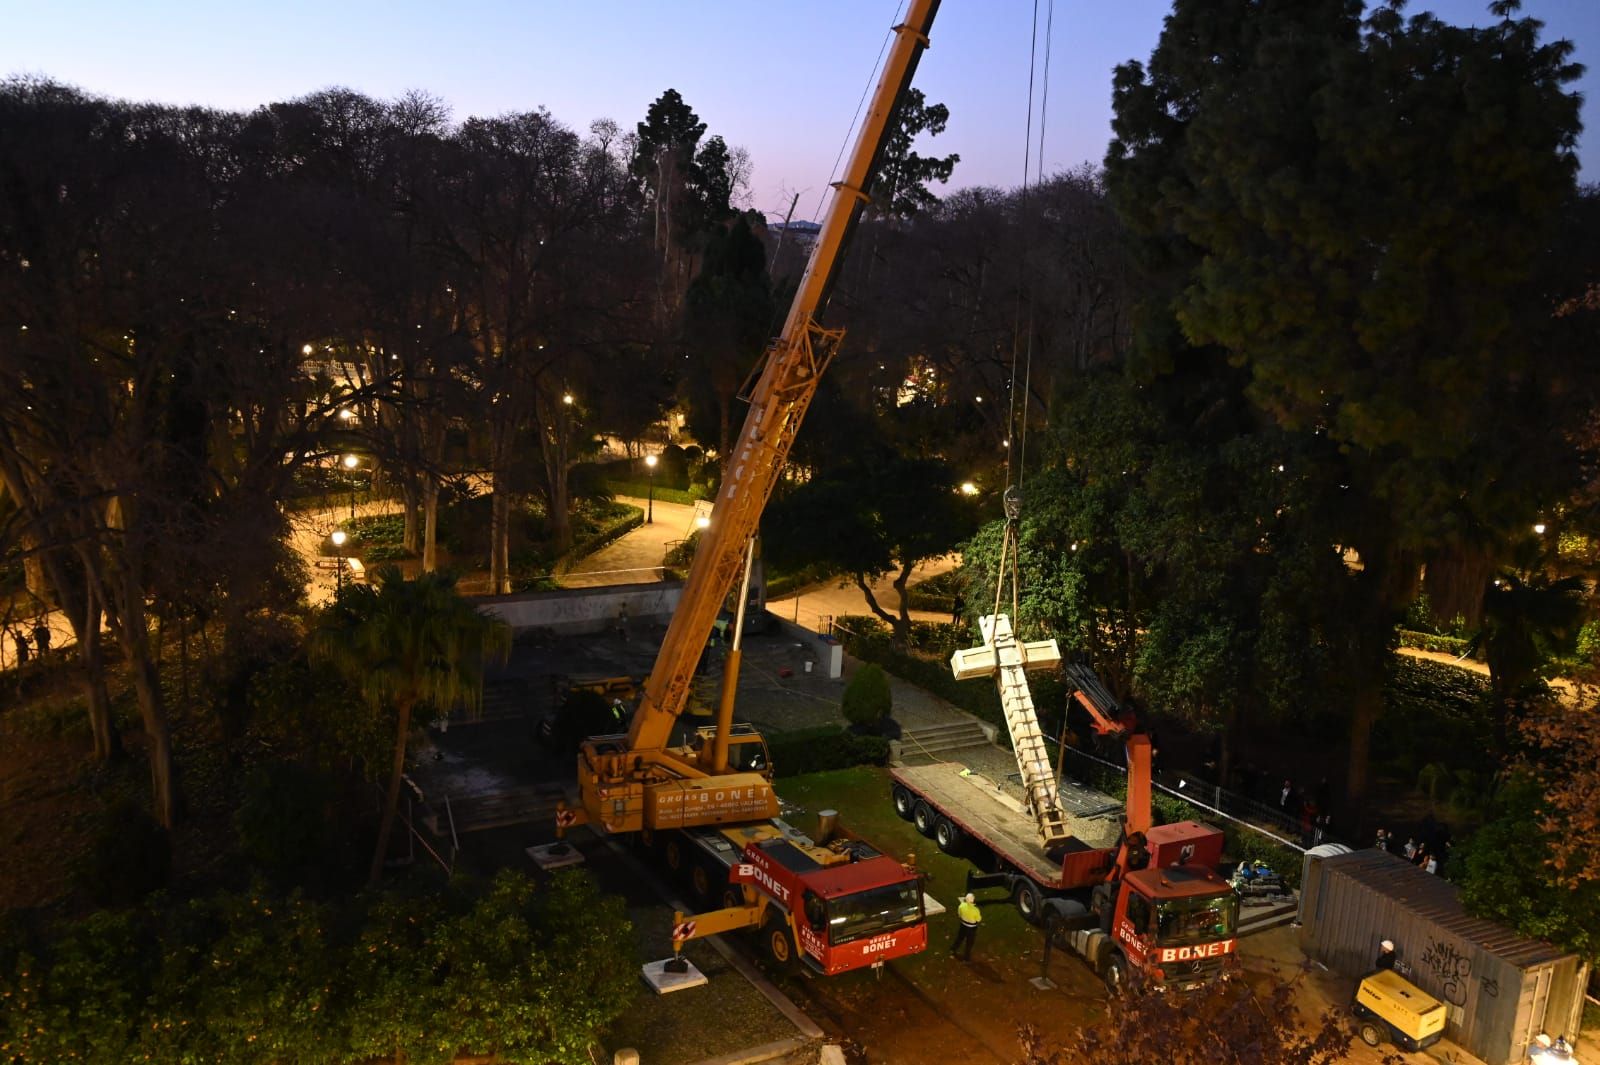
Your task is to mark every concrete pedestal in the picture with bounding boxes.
[526,843,586,870]
[641,958,708,995]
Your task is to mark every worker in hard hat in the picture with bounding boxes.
[1375,939,1397,971]
[950,893,982,962]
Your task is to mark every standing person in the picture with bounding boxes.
[1403,837,1417,860]
[1375,939,1397,971]
[950,893,982,962]
[615,603,629,642]
[1374,827,1391,853]
[1279,779,1295,812]
[1424,853,1439,875]
[950,591,965,625]
[11,630,29,669]
[31,619,51,659]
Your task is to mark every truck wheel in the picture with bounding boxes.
[935,817,964,854]
[663,838,686,875]
[764,918,795,970]
[893,785,917,820]
[690,862,714,903]
[1103,953,1128,996]
[913,801,938,838]
[1358,1022,1384,1048]
[1014,880,1043,925]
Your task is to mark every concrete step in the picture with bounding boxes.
[902,730,990,753]
[1237,897,1299,937]
[903,720,989,741]
[432,784,567,834]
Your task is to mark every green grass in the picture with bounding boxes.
[775,767,1051,973]
[605,479,705,507]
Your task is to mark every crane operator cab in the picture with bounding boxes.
[690,722,770,775]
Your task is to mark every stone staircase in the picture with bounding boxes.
[428,783,569,834]
[1237,896,1300,937]
[897,720,993,763]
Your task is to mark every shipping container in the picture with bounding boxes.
[1300,849,1588,1065]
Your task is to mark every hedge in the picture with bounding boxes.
[604,479,705,507]
[768,726,890,777]
[0,870,634,1065]
[1397,628,1473,657]
[833,615,1011,746]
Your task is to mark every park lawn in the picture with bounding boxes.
[776,766,1058,973]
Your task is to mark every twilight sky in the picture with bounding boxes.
[5,1,1597,223]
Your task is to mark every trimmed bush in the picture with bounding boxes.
[768,726,890,777]
[841,663,893,732]
[1397,628,1473,656]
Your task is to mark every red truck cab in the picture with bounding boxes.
[732,833,927,975]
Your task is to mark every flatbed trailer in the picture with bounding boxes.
[890,760,1239,991]
[891,762,1122,912]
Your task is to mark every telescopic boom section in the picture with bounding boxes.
[626,0,943,753]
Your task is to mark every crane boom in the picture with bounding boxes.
[628,0,942,752]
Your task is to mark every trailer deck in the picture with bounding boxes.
[892,762,1122,887]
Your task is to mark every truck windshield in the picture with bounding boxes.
[1155,892,1238,947]
[826,881,923,945]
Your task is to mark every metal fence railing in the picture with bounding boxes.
[1053,742,1350,854]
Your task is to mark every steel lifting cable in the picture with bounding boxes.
[994,0,1054,627]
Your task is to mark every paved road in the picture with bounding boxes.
[768,555,958,632]
[558,496,699,588]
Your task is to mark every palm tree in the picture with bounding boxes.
[1468,544,1586,748]
[309,566,510,886]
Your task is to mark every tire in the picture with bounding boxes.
[893,784,917,821]
[723,886,746,910]
[913,800,938,837]
[935,816,964,854]
[1103,953,1128,996]
[764,917,795,970]
[690,862,714,903]
[1014,880,1043,925]
[663,838,686,875]
[1358,1022,1384,1048]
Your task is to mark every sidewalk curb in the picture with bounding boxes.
[686,1035,814,1065]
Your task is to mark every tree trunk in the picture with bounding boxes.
[857,575,905,648]
[489,486,511,595]
[535,388,574,556]
[20,532,50,609]
[488,413,513,595]
[422,473,440,574]
[891,558,915,646]
[401,480,420,555]
[128,642,178,828]
[369,696,415,887]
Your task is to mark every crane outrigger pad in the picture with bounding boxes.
[525,842,586,870]
[641,957,708,995]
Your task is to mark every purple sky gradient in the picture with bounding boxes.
[5,1,1596,223]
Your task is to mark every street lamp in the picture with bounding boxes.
[696,514,710,530]
[342,454,360,520]
[330,530,348,595]
[645,453,658,524]
[959,481,979,496]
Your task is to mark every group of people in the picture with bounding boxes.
[1277,777,1335,848]
[6,619,53,670]
[1374,824,1450,875]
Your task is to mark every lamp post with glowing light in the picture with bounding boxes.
[645,453,658,524]
[342,454,361,520]
[330,530,348,595]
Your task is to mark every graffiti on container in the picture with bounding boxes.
[1482,976,1499,999]
[1419,938,1472,1006]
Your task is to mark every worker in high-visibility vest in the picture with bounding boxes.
[950,893,982,962]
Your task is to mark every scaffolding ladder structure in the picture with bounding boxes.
[950,613,1071,849]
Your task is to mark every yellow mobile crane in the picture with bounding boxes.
[557,0,944,979]
[565,0,942,835]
